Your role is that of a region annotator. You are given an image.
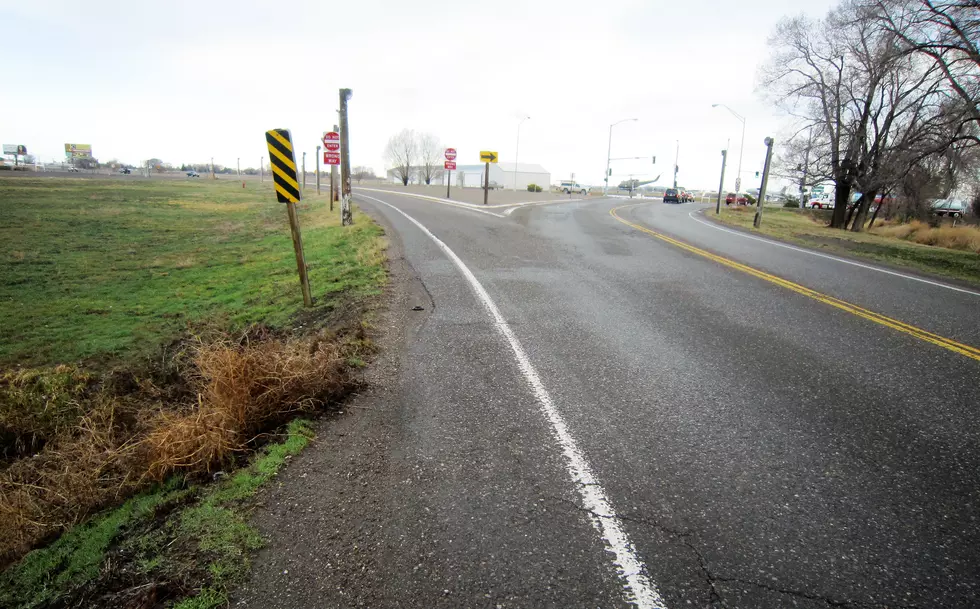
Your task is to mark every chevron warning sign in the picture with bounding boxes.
[265,128,301,203]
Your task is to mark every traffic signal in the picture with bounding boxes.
[652,156,656,164]
[755,171,760,177]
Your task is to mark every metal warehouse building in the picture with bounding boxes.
[452,162,550,191]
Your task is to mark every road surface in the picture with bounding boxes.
[235,192,980,608]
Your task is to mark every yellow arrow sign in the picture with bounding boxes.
[480,150,498,163]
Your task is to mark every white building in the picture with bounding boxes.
[451,162,550,190]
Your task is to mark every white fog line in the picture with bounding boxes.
[687,210,980,297]
[358,193,667,609]
[354,187,505,218]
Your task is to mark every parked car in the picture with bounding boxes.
[186,171,200,177]
[808,198,834,209]
[725,192,736,205]
[680,191,695,202]
[558,181,587,194]
[663,188,680,203]
[931,199,969,218]
[67,166,80,172]
[119,168,131,174]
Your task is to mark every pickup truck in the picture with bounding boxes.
[557,181,588,195]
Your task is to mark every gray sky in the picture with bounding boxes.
[2,0,834,191]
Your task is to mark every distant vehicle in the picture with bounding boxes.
[808,198,834,209]
[186,171,200,177]
[725,192,736,205]
[486,180,504,190]
[119,168,131,174]
[663,188,680,203]
[67,166,80,172]
[737,194,749,205]
[680,191,695,203]
[558,181,587,194]
[932,199,969,218]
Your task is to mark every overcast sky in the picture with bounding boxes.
[2,0,836,191]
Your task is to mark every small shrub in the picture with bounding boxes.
[526,184,542,192]
[783,200,800,208]
[745,194,757,205]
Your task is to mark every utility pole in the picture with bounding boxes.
[237,158,240,177]
[715,148,728,215]
[799,128,812,208]
[260,158,263,182]
[604,118,637,195]
[316,145,321,195]
[302,151,306,192]
[339,89,353,226]
[210,157,215,179]
[673,140,679,189]
[754,137,775,228]
[330,123,338,212]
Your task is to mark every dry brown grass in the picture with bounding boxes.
[871,220,980,253]
[0,329,355,567]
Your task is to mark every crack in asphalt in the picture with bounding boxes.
[544,493,921,609]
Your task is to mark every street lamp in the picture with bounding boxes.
[712,103,745,193]
[604,118,638,195]
[514,115,530,191]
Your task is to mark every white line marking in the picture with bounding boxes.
[686,210,980,297]
[358,193,667,609]
[355,187,505,217]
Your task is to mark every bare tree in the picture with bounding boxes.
[352,166,376,183]
[417,133,443,185]
[867,0,980,138]
[384,129,416,186]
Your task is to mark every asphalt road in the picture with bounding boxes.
[236,193,980,608]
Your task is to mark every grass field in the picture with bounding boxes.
[0,176,387,606]
[0,177,385,368]
[712,207,980,286]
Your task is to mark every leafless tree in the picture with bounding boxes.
[352,166,376,183]
[762,0,977,230]
[384,129,416,186]
[417,133,443,185]
[865,0,979,138]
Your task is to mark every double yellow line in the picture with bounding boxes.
[609,205,980,362]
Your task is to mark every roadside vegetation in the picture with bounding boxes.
[0,177,387,607]
[713,206,980,285]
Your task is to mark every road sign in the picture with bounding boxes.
[445,160,456,170]
[322,131,340,151]
[445,148,457,161]
[265,129,301,203]
[323,151,340,165]
[734,177,741,192]
[480,150,498,163]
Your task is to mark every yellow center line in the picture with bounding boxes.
[609,204,980,362]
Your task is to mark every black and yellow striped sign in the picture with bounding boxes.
[265,128,301,203]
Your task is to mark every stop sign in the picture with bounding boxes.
[445,148,457,161]
[323,131,340,152]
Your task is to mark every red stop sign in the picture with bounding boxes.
[445,148,457,161]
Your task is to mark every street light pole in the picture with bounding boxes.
[754,137,775,228]
[712,103,746,193]
[604,118,638,195]
[514,115,530,191]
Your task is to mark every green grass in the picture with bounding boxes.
[0,419,315,609]
[712,207,980,286]
[0,177,386,368]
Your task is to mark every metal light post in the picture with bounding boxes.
[712,104,745,193]
[604,118,638,195]
[514,115,530,191]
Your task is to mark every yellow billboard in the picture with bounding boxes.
[65,143,93,158]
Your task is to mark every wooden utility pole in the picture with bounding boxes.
[754,137,775,228]
[302,152,306,192]
[715,148,727,215]
[483,162,490,205]
[260,157,263,182]
[316,145,321,195]
[339,89,353,226]
[330,123,338,212]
